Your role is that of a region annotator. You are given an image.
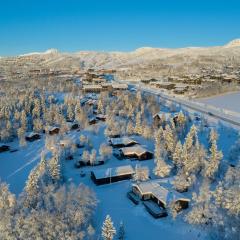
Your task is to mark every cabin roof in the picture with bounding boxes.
[92,165,134,179]
[26,132,39,138]
[96,114,106,119]
[109,137,138,146]
[83,85,103,90]
[111,83,128,89]
[120,145,152,157]
[133,179,190,206]
[153,112,172,120]
[47,126,60,131]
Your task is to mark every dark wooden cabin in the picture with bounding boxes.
[91,165,134,185]
[25,133,41,142]
[120,146,153,160]
[48,127,60,135]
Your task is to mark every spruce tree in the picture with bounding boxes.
[102,215,116,240]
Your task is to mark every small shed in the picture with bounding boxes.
[91,165,135,185]
[109,137,138,148]
[120,146,153,160]
[25,132,41,142]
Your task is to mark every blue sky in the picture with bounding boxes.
[0,0,240,56]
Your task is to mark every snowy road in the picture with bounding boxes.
[126,82,240,129]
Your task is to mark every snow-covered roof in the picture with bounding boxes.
[92,165,135,180]
[83,85,102,90]
[59,139,72,147]
[26,132,40,138]
[109,137,138,146]
[47,126,60,131]
[111,83,128,89]
[153,112,172,120]
[86,99,97,105]
[96,114,106,119]
[120,145,152,157]
[133,179,190,206]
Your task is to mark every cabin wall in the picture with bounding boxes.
[91,172,133,185]
[151,195,166,208]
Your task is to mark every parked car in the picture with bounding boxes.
[127,191,140,205]
[143,201,168,218]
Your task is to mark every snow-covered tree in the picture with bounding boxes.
[98,99,104,114]
[208,128,218,147]
[126,120,134,135]
[135,112,142,135]
[204,139,223,179]
[164,124,175,158]
[172,141,183,168]
[102,215,116,240]
[173,172,190,193]
[186,180,218,225]
[89,149,97,165]
[134,165,149,182]
[81,150,89,164]
[99,143,112,161]
[154,129,171,177]
[49,151,62,183]
[154,158,171,178]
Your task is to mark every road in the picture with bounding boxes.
[127,82,240,129]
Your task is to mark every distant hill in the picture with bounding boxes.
[2,39,240,81]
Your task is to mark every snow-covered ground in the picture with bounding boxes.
[0,120,238,239]
[0,89,239,240]
[197,92,240,113]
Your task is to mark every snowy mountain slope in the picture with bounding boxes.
[9,39,240,73]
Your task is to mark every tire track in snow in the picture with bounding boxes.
[7,150,42,179]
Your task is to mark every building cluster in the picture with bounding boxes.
[140,69,240,96]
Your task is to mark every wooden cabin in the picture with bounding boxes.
[132,180,190,211]
[91,165,135,185]
[83,85,103,93]
[119,146,153,160]
[173,84,189,94]
[48,126,60,135]
[25,132,41,142]
[88,117,98,125]
[96,114,106,121]
[155,82,175,90]
[101,83,113,91]
[111,83,128,91]
[0,145,10,153]
[67,122,79,130]
[109,137,138,148]
[71,123,79,130]
[153,112,172,126]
